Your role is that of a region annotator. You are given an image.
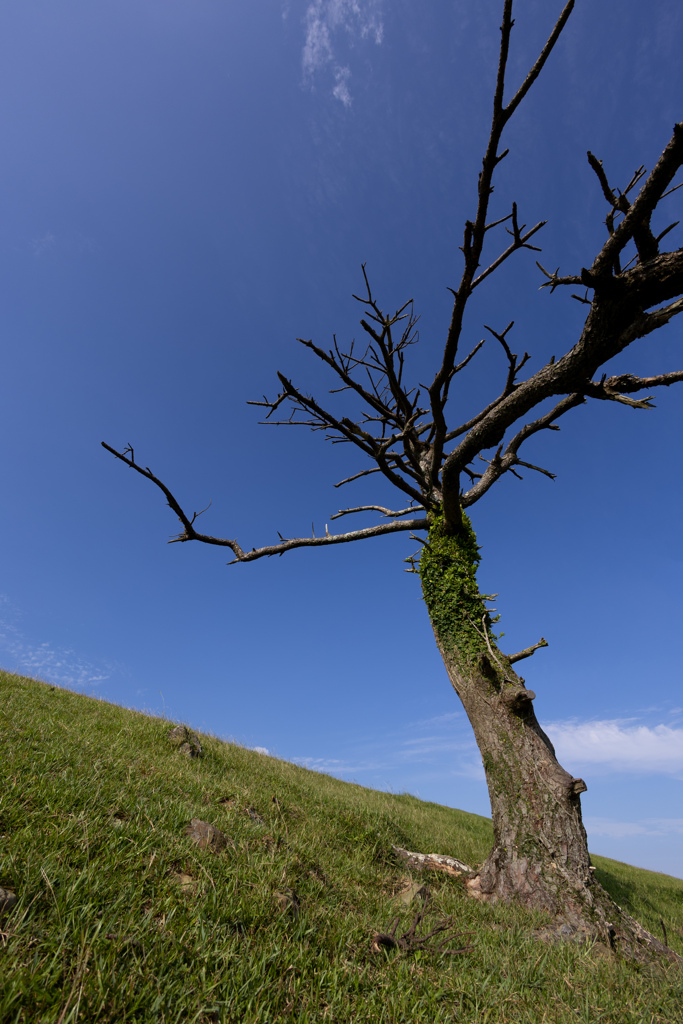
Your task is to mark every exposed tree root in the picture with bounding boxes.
[394,845,681,965]
[391,845,472,876]
[467,870,682,965]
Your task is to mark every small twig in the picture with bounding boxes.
[479,615,509,679]
[465,613,506,677]
[536,260,583,292]
[514,458,557,481]
[333,466,383,488]
[659,916,668,948]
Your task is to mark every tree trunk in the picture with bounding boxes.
[419,510,678,960]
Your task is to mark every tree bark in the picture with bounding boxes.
[438,642,591,910]
[419,511,679,960]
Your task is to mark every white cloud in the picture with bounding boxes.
[302,2,333,73]
[252,746,271,755]
[544,719,683,775]
[302,0,384,104]
[332,65,352,107]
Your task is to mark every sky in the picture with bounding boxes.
[1,0,682,878]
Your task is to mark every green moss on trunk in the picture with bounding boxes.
[419,510,495,664]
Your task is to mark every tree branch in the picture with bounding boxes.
[101,442,428,562]
[427,1,576,503]
[508,638,548,664]
[443,241,683,519]
[601,370,683,393]
[471,207,546,290]
[460,393,584,506]
[502,1,575,120]
[582,369,683,409]
[333,466,382,489]
[590,122,683,278]
[330,505,421,521]
[255,371,428,506]
[536,261,582,292]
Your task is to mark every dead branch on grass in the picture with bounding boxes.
[370,893,473,956]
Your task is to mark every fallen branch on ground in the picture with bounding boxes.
[371,892,473,956]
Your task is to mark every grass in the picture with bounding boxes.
[1,669,682,1023]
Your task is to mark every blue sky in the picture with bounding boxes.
[1,0,682,878]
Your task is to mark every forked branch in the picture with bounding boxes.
[428,0,576,472]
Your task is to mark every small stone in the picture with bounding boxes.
[274,888,300,917]
[394,880,429,906]
[185,818,231,852]
[170,871,195,891]
[0,887,17,915]
[168,725,203,758]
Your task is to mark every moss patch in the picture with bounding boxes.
[419,509,496,664]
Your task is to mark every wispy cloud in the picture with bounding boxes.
[332,65,352,107]
[585,817,683,840]
[293,754,386,776]
[302,0,384,106]
[31,232,56,257]
[291,708,481,782]
[544,719,683,775]
[28,231,97,259]
[294,709,683,790]
[0,594,119,691]
[412,711,462,728]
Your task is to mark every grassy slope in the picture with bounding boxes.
[1,670,681,1024]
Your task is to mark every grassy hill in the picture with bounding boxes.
[1,669,682,1023]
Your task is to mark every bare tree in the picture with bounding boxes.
[104,0,683,956]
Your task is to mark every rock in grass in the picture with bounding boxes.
[0,887,17,915]
[170,871,196,891]
[185,818,231,852]
[274,887,300,917]
[168,725,203,758]
[394,880,429,906]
